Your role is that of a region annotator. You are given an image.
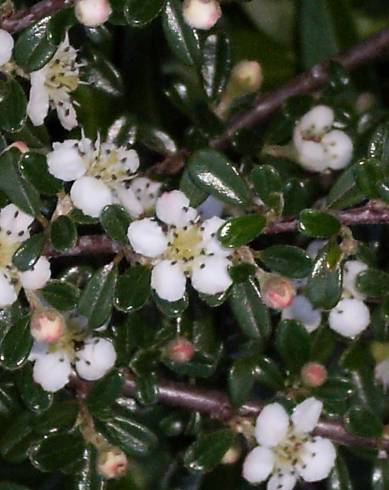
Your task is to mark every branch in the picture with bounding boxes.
[44,234,121,257]
[1,0,73,33]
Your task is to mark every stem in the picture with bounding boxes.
[44,234,122,257]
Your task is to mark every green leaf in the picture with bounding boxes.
[228,356,257,407]
[162,0,201,66]
[218,215,266,248]
[327,165,365,209]
[0,79,27,132]
[345,405,383,437]
[100,204,131,244]
[299,209,340,238]
[87,370,124,418]
[276,320,311,373]
[50,216,77,252]
[20,152,63,195]
[72,446,105,490]
[188,149,251,207]
[229,263,256,283]
[114,266,151,313]
[372,460,389,490]
[229,279,271,343]
[260,245,312,279]
[354,158,384,199]
[180,170,208,207]
[251,164,282,208]
[154,294,188,318]
[327,454,354,490]
[16,364,53,413]
[12,233,45,272]
[125,0,166,27]
[0,411,35,463]
[201,32,231,102]
[33,401,79,434]
[368,120,389,163]
[356,269,389,297]
[78,264,117,328]
[183,430,235,472]
[0,316,32,370]
[314,377,352,402]
[41,280,80,310]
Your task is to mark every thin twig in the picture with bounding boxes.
[44,234,122,257]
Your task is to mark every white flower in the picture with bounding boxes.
[342,259,367,299]
[282,295,322,333]
[27,34,80,130]
[0,204,51,307]
[115,177,162,218]
[0,30,14,66]
[328,297,370,338]
[127,190,233,302]
[182,0,222,30]
[293,105,353,172]
[375,359,389,391]
[47,136,140,217]
[243,398,336,489]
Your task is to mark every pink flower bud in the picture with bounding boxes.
[262,276,295,310]
[231,60,263,94]
[75,0,112,27]
[9,141,29,153]
[31,309,65,344]
[182,0,222,30]
[301,362,328,388]
[97,448,128,480]
[167,337,195,363]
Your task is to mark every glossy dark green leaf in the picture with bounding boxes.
[276,320,311,373]
[0,149,41,216]
[50,216,77,252]
[16,364,53,413]
[188,149,251,207]
[70,209,99,225]
[12,233,45,272]
[180,170,208,207]
[327,165,365,209]
[0,316,32,370]
[162,0,201,66]
[135,372,159,405]
[345,405,383,437]
[154,293,188,318]
[78,265,117,328]
[0,79,27,132]
[229,279,271,343]
[87,370,124,418]
[228,356,257,407]
[218,215,266,247]
[114,266,151,313]
[229,263,256,283]
[33,401,79,434]
[41,280,80,310]
[299,209,340,238]
[251,165,282,207]
[125,0,166,27]
[354,158,384,198]
[201,32,231,101]
[356,269,389,297]
[101,204,131,244]
[0,411,35,463]
[372,460,389,490]
[260,245,312,278]
[139,123,177,156]
[327,454,354,490]
[20,152,63,195]
[314,377,352,402]
[72,446,105,490]
[368,120,389,163]
[183,430,235,472]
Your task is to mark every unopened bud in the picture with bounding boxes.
[221,445,241,465]
[167,337,195,363]
[97,448,128,480]
[9,141,29,154]
[371,341,389,363]
[75,0,112,27]
[183,0,222,30]
[301,362,328,388]
[261,275,295,310]
[230,60,263,95]
[31,309,65,344]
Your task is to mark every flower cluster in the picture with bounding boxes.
[243,398,336,489]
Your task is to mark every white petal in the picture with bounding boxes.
[115,185,143,218]
[198,195,224,219]
[127,218,167,257]
[151,260,186,302]
[156,190,197,227]
[242,446,275,484]
[201,216,230,256]
[267,473,297,490]
[33,351,72,392]
[28,341,49,361]
[0,271,17,307]
[298,437,336,482]
[191,256,232,296]
[70,176,112,218]
[296,105,334,137]
[291,397,322,434]
[322,130,353,170]
[19,257,51,290]
[0,30,14,66]
[328,298,370,338]
[255,403,289,447]
[47,143,87,181]
[56,98,78,131]
[0,204,34,242]
[343,260,367,299]
[129,177,162,214]
[295,140,328,172]
[281,295,322,333]
[27,70,50,127]
[76,338,116,381]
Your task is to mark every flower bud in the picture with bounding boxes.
[31,309,65,344]
[221,445,241,465]
[261,275,295,310]
[167,337,195,363]
[75,0,112,27]
[230,60,263,95]
[183,0,222,30]
[9,141,29,154]
[97,448,128,480]
[301,362,328,388]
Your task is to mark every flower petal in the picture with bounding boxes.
[296,105,334,137]
[328,298,370,338]
[0,271,17,307]
[281,295,322,333]
[191,256,232,296]
[0,204,34,242]
[0,30,14,66]
[242,446,275,484]
[201,216,229,256]
[56,98,78,131]
[151,260,186,302]
[33,351,72,392]
[156,190,197,227]
[255,403,289,447]
[130,177,162,214]
[47,142,87,181]
[322,130,353,170]
[115,185,144,218]
[127,218,167,257]
[267,473,297,490]
[19,257,51,290]
[298,437,336,482]
[343,260,367,299]
[76,338,117,381]
[291,397,322,434]
[27,70,50,127]
[70,176,112,218]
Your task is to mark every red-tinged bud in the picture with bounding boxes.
[31,309,65,344]
[75,0,112,27]
[262,276,295,310]
[301,362,328,388]
[9,141,29,153]
[167,337,195,363]
[183,0,222,30]
[97,448,128,480]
